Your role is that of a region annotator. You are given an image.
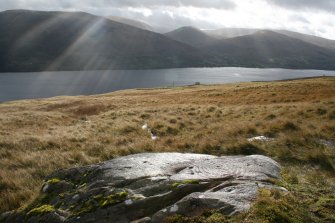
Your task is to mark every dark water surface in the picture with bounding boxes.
[0,67,334,102]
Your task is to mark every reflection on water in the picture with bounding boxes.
[0,67,334,102]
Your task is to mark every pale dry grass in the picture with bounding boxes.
[0,77,334,213]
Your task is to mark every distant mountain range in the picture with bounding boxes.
[0,10,335,72]
[166,27,335,70]
[166,26,335,51]
[203,30,335,69]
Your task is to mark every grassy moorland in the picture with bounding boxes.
[0,77,334,222]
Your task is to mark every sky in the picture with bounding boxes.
[1,0,335,40]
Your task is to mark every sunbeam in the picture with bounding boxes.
[12,11,74,52]
[45,15,107,71]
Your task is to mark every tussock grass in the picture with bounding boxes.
[0,77,334,222]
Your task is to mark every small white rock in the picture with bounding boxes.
[142,123,148,130]
[151,134,159,141]
[248,136,273,142]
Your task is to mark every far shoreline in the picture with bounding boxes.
[1,66,335,74]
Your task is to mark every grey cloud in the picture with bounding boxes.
[145,11,220,32]
[105,9,220,32]
[317,28,326,34]
[266,0,335,13]
[108,0,236,9]
[0,0,236,11]
[289,15,310,24]
[0,0,233,32]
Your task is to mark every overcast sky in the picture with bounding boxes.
[1,0,334,40]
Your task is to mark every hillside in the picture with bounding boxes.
[204,28,259,39]
[165,26,219,47]
[0,10,217,72]
[204,28,335,52]
[276,29,335,51]
[164,26,335,70]
[202,30,335,70]
[0,77,334,222]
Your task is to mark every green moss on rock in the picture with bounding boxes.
[71,201,96,216]
[97,191,128,207]
[24,194,52,213]
[171,180,200,188]
[27,205,55,216]
[46,178,61,184]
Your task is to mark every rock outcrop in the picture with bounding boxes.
[1,153,285,223]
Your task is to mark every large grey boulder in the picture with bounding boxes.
[1,153,284,223]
